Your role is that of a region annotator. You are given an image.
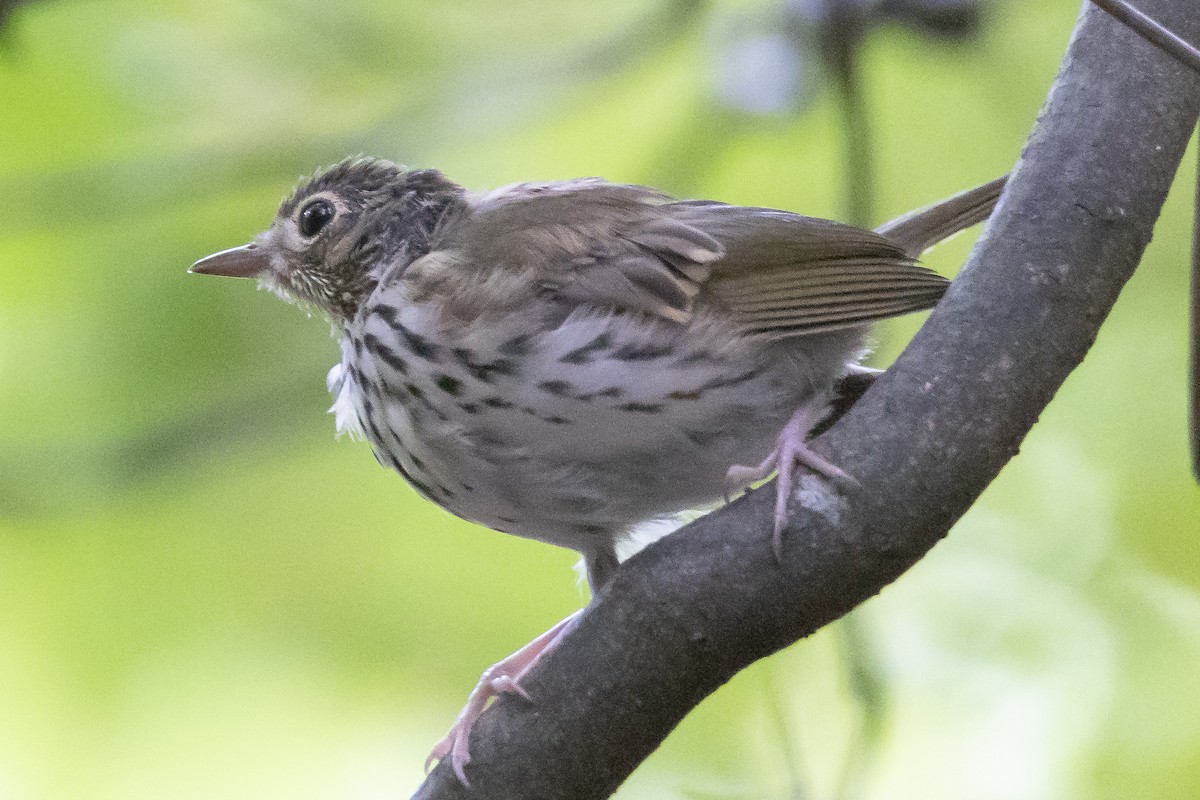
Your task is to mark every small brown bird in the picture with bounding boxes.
[191,158,1003,783]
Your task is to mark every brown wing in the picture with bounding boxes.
[457,179,723,323]
[666,202,948,338]
[450,177,1001,336]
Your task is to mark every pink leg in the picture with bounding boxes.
[425,611,581,785]
[724,404,856,558]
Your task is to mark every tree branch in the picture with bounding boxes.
[1090,0,1200,73]
[414,2,1200,797]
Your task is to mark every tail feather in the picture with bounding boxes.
[875,175,1008,258]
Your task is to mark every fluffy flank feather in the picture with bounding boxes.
[326,355,364,440]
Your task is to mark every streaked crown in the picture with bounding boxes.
[191,157,466,322]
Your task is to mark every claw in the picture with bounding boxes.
[426,611,581,785]
[723,450,778,503]
[729,403,857,561]
[770,408,859,558]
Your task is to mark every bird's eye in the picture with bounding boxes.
[298,199,336,237]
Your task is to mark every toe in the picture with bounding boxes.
[426,726,475,786]
[491,675,531,700]
[424,612,581,786]
[724,451,779,501]
[450,736,473,786]
[772,468,792,562]
[723,465,755,502]
[425,735,452,773]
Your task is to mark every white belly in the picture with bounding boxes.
[334,300,864,552]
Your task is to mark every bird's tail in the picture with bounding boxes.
[875,175,1008,259]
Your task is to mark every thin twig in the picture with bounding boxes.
[820,4,875,227]
[1091,0,1200,74]
[823,5,886,796]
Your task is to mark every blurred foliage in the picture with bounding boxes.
[1,1,1198,799]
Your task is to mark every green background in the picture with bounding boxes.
[2,1,1198,797]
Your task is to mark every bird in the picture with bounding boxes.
[191,157,1004,784]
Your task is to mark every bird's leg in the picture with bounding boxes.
[426,544,617,785]
[425,610,582,785]
[767,406,856,541]
[724,400,856,558]
[809,365,882,436]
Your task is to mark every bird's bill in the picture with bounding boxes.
[189,244,270,278]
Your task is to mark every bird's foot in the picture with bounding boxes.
[723,450,778,503]
[425,611,581,785]
[724,406,857,560]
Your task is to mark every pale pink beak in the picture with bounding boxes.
[189,244,270,278]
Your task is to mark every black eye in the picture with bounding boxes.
[298,198,335,237]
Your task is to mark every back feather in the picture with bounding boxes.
[442,176,1005,338]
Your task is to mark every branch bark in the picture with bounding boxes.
[414,2,1200,797]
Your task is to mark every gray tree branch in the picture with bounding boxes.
[414,2,1200,797]
[1090,0,1200,73]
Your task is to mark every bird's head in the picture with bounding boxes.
[191,157,464,322]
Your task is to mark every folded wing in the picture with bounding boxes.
[452,176,1004,338]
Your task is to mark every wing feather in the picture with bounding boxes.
[675,205,949,337]
[442,177,1001,337]
[459,180,723,323]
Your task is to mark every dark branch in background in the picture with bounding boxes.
[0,0,38,46]
[799,5,988,793]
[798,6,886,795]
[413,1,1200,797]
[793,0,986,228]
[819,3,875,227]
[815,5,885,792]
